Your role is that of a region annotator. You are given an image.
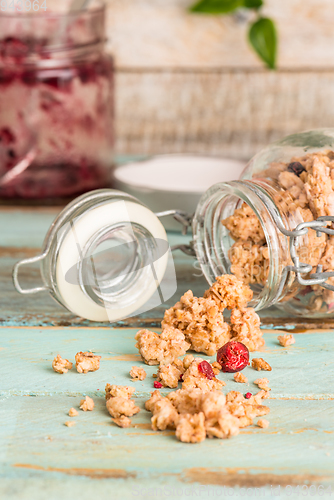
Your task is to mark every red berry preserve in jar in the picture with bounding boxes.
[0,1,114,198]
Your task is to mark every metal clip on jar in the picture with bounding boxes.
[13,130,334,320]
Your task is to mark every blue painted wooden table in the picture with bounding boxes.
[1,205,334,500]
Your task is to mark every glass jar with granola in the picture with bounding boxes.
[0,1,113,199]
[192,129,334,318]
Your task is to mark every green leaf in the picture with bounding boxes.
[190,0,243,15]
[248,17,277,69]
[243,0,263,8]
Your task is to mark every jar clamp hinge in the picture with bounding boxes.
[273,214,334,296]
[155,210,196,256]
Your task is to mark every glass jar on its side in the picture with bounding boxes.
[14,189,170,322]
[0,1,113,198]
[13,129,334,321]
[193,129,334,318]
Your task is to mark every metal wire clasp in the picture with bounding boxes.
[275,215,334,295]
[155,210,196,256]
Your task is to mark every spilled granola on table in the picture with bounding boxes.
[64,420,76,428]
[127,274,273,443]
[130,366,147,381]
[234,372,248,384]
[252,358,272,372]
[254,378,271,391]
[112,416,132,428]
[135,327,190,365]
[162,274,264,354]
[52,354,73,374]
[222,150,334,311]
[80,396,94,411]
[105,384,140,420]
[75,352,101,374]
[278,334,296,347]
[146,387,270,443]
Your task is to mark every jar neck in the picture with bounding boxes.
[192,179,303,311]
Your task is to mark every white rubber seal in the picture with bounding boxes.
[56,200,168,322]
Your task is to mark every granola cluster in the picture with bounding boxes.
[80,396,95,411]
[146,387,270,444]
[162,275,264,354]
[105,384,140,422]
[278,333,296,347]
[222,150,334,309]
[52,355,72,374]
[135,327,190,365]
[252,358,272,371]
[75,352,101,374]
[52,352,101,374]
[130,366,147,381]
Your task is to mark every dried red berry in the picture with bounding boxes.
[198,360,215,380]
[245,392,252,399]
[153,381,163,389]
[179,374,183,382]
[217,341,249,373]
[287,162,305,177]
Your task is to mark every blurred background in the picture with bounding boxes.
[105,0,334,159]
[1,0,334,203]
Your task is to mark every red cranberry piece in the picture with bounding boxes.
[198,360,215,380]
[179,374,183,382]
[153,381,163,389]
[287,162,305,177]
[217,341,249,373]
[245,392,252,399]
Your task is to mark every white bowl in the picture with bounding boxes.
[113,155,246,231]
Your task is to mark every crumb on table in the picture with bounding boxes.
[257,418,269,429]
[105,384,140,419]
[252,358,272,371]
[130,366,147,381]
[64,421,76,428]
[254,378,271,391]
[68,408,78,417]
[80,396,95,411]
[278,333,296,347]
[112,416,132,428]
[234,372,248,384]
[52,354,73,374]
[75,352,101,374]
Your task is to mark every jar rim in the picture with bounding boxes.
[0,1,106,59]
[192,180,291,311]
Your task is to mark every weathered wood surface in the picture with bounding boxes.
[1,205,334,498]
[106,0,334,158]
[116,69,334,159]
[1,328,334,499]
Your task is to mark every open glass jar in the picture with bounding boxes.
[13,129,334,321]
[0,1,113,198]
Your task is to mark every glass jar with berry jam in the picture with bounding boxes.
[0,1,113,199]
[13,130,334,321]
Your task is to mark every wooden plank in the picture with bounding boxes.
[0,328,333,399]
[102,0,334,70]
[1,328,334,498]
[115,69,334,159]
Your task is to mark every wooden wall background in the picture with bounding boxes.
[107,1,334,158]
